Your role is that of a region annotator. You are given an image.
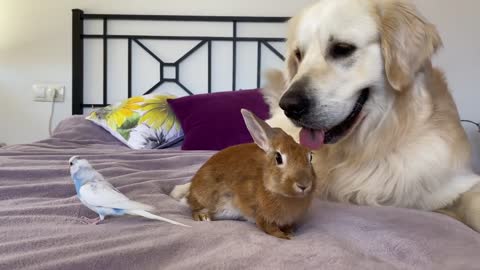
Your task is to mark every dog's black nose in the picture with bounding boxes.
[279,90,310,120]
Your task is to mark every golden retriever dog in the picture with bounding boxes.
[264,0,480,231]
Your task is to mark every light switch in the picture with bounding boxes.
[33,85,47,99]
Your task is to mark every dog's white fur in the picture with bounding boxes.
[265,0,480,230]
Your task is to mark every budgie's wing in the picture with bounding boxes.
[78,181,153,211]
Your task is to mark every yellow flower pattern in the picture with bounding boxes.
[140,95,178,131]
[106,96,144,130]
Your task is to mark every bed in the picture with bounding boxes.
[1,9,480,270]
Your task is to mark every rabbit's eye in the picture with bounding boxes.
[275,152,283,165]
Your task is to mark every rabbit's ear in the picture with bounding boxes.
[241,109,274,152]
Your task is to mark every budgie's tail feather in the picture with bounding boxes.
[170,183,191,204]
[126,201,155,212]
[126,209,190,227]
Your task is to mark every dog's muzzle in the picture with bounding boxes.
[278,82,370,148]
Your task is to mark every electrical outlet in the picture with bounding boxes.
[33,84,65,102]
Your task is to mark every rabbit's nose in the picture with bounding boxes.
[296,183,308,191]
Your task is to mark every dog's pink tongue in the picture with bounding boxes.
[300,128,325,150]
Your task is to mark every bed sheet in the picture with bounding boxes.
[0,117,479,270]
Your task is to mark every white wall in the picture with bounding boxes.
[415,0,480,120]
[0,0,479,145]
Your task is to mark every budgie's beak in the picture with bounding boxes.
[69,156,80,166]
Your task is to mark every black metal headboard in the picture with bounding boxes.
[71,9,289,115]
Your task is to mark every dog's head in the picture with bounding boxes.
[279,0,442,149]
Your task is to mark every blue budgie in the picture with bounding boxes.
[69,156,189,227]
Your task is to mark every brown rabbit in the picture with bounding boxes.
[171,109,316,239]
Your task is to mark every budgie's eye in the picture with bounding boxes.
[69,162,73,166]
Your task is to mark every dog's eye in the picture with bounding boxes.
[330,42,356,59]
[275,152,283,165]
[294,49,302,62]
[308,152,313,163]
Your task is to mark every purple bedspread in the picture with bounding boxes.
[1,116,479,270]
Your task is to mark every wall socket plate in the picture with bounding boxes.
[33,84,65,102]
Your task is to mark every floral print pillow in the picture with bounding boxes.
[86,94,183,149]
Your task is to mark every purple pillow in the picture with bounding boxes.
[167,89,270,150]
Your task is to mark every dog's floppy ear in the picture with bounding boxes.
[375,0,442,91]
[261,69,287,113]
[285,15,301,81]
